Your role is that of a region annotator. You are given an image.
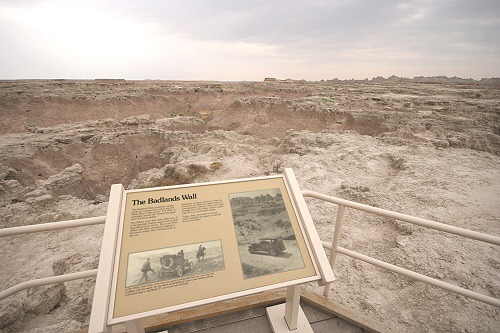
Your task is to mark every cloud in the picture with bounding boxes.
[0,0,499,79]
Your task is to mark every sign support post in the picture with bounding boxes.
[285,284,301,330]
[125,319,145,333]
[266,284,313,333]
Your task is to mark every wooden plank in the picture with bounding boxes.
[180,315,272,333]
[311,317,363,333]
[199,307,266,330]
[300,289,393,333]
[300,304,334,323]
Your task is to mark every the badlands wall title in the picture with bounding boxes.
[131,193,198,205]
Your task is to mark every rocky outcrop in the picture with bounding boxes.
[2,79,498,155]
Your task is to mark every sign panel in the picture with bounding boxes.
[108,175,319,324]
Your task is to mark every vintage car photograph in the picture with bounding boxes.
[248,237,286,256]
[229,188,306,279]
[159,254,193,278]
[125,240,226,287]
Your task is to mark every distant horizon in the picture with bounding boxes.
[1,1,498,81]
[1,74,499,82]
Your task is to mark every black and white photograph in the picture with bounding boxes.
[125,240,224,287]
[229,188,305,279]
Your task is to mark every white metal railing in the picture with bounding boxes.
[0,216,106,301]
[0,216,106,237]
[0,270,98,300]
[302,190,500,308]
[1,190,500,310]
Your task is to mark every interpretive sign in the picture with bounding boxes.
[107,175,320,324]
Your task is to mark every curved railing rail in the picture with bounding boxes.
[302,190,500,307]
[0,270,98,301]
[0,216,106,237]
[0,216,106,301]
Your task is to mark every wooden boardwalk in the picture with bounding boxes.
[74,288,389,333]
[159,302,365,333]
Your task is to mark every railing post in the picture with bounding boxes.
[323,204,345,297]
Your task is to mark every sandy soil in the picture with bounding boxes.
[0,79,498,333]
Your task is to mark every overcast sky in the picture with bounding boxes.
[0,0,499,80]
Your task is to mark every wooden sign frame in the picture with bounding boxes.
[89,168,333,333]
